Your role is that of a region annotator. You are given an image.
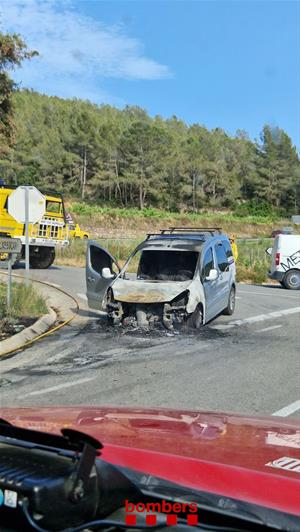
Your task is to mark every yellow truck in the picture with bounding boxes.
[68,222,89,239]
[0,185,69,268]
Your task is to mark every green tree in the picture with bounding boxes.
[254,125,299,209]
[0,32,37,154]
[1,88,299,214]
[120,121,171,210]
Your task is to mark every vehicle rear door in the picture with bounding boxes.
[214,241,230,310]
[201,246,219,321]
[86,242,121,310]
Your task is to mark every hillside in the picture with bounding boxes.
[68,202,287,239]
[0,89,299,217]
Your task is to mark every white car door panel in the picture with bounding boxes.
[86,242,120,310]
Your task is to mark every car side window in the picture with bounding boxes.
[215,242,228,272]
[90,245,112,274]
[202,247,214,278]
[222,239,234,263]
[222,240,233,258]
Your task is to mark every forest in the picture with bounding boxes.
[0,89,299,215]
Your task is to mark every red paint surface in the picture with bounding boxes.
[1,405,299,516]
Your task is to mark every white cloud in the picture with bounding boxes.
[0,0,171,103]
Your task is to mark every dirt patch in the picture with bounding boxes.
[0,317,36,341]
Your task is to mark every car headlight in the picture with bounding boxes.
[170,291,189,307]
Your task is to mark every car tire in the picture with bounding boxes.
[186,304,203,330]
[283,270,300,290]
[223,286,236,315]
[107,315,121,326]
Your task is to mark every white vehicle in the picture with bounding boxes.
[86,228,236,329]
[266,234,300,290]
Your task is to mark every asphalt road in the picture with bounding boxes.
[0,265,299,419]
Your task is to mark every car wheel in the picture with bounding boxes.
[283,270,300,290]
[186,304,203,330]
[223,286,236,315]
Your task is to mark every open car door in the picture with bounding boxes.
[86,242,121,310]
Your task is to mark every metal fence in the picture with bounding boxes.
[236,238,272,264]
[85,237,273,266]
[62,236,272,266]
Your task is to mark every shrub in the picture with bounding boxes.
[0,282,47,319]
[234,199,278,220]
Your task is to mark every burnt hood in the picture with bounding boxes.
[111,278,192,304]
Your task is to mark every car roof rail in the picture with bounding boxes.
[146,233,163,240]
[161,227,223,235]
[145,227,223,241]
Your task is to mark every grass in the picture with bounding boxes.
[0,281,47,320]
[67,202,291,239]
[56,237,273,284]
[70,202,280,224]
[236,261,269,284]
[61,201,281,283]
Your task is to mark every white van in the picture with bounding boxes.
[86,228,236,329]
[266,234,300,289]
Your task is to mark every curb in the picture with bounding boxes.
[0,307,57,357]
[0,272,79,357]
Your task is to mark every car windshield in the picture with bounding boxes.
[123,249,199,281]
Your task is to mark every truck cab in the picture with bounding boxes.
[0,186,69,268]
[68,223,89,239]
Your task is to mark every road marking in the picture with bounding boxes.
[272,400,300,417]
[18,377,95,398]
[77,293,88,301]
[50,282,61,288]
[238,289,300,300]
[236,296,241,300]
[212,306,300,330]
[257,324,282,333]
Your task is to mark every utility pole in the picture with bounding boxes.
[81,147,87,200]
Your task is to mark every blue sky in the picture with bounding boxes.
[1,1,299,147]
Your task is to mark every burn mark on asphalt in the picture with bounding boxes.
[1,317,235,386]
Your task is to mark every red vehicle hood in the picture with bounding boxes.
[1,406,300,517]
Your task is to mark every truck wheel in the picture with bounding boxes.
[223,286,236,315]
[30,247,55,269]
[283,270,300,290]
[186,304,203,330]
